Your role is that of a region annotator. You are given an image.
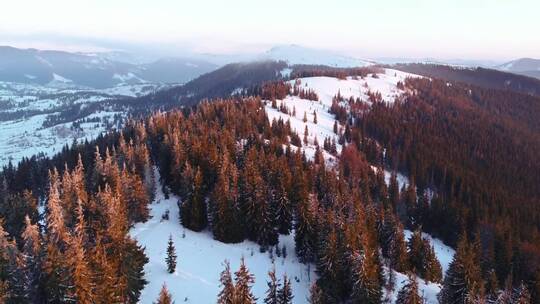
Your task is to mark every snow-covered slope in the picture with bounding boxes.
[130,169,315,303]
[260,45,373,68]
[0,81,174,166]
[263,68,421,165]
[496,58,540,79]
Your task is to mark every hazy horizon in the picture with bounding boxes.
[1,0,539,62]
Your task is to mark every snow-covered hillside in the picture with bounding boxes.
[0,81,173,166]
[263,68,421,164]
[130,168,454,303]
[130,170,315,303]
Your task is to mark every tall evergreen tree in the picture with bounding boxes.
[217,261,235,304]
[21,215,41,303]
[350,248,382,304]
[264,267,280,304]
[277,274,293,304]
[68,202,94,303]
[0,222,26,303]
[166,235,177,274]
[234,258,256,304]
[154,283,173,304]
[396,273,422,304]
[379,210,409,272]
[308,283,324,304]
[439,235,484,304]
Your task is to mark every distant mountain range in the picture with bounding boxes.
[0,46,218,88]
[496,58,540,79]
[2,44,539,89]
[257,44,374,67]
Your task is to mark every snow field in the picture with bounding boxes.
[130,170,316,304]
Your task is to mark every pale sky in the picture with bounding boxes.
[0,0,538,60]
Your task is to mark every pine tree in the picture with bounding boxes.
[264,267,280,304]
[439,235,483,304]
[396,273,422,304]
[166,235,177,274]
[350,248,382,304]
[303,111,308,123]
[407,229,442,283]
[389,173,400,211]
[303,126,309,145]
[313,111,318,124]
[380,211,409,272]
[0,222,26,303]
[68,201,94,303]
[181,167,207,232]
[277,274,293,304]
[155,283,173,304]
[333,120,338,134]
[217,261,235,304]
[294,194,318,263]
[212,153,243,243]
[21,215,41,303]
[274,169,292,235]
[308,283,324,304]
[43,170,75,303]
[234,258,256,304]
[513,282,531,304]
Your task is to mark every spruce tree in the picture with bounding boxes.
[439,235,483,304]
[277,274,293,304]
[396,273,422,304]
[389,173,400,211]
[350,249,382,304]
[21,215,41,303]
[217,261,235,304]
[155,283,173,304]
[513,282,532,304]
[308,283,324,304]
[166,235,177,274]
[380,211,409,272]
[0,222,26,303]
[264,267,280,304]
[68,202,94,303]
[234,258,256,304]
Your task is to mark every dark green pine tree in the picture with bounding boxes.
[308,283,324,304]
[439,235,484,304]
[264,267,280,304]
[21,215,41,303]
[316,226,348,301]
[166,235,177,274]
[124,238,150,304]
[513,282,532,304]
[273,166,292,235]
[294,194,318,263]
[0,223,26,303]
[396,273,422,304]
[403,181,418,228]
[407,229,442,283]
[350,249,382,304]
[181,167,207,232]
[379,210,409,272]
[211,153,244,243]
[389,173,400,211]
[277,274,293,304]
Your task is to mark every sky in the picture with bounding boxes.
[0,0,538,61]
